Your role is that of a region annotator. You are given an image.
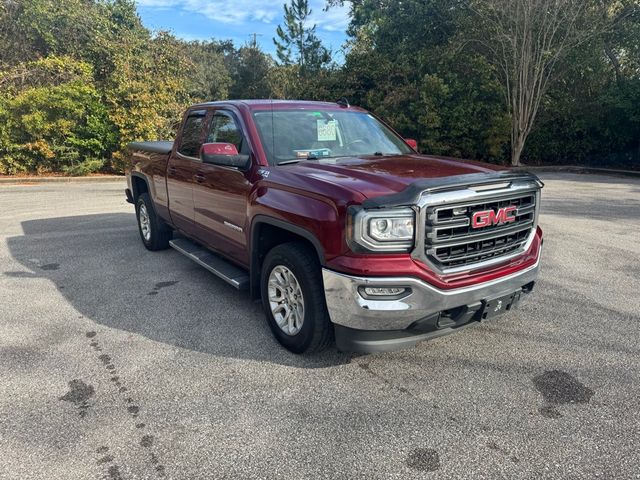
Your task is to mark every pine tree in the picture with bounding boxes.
[273,0,331,74]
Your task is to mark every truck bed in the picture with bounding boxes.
[128,141,174,155]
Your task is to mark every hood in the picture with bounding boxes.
[280,153,506,200]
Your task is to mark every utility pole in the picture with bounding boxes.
[248,33,263,48]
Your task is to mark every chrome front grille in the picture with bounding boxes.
[420,187,539,272]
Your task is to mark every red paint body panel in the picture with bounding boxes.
[126,100,542,291]
[266,154,503,202]
[192,161,255,266]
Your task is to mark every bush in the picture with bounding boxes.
[0,56,117,174]
[62,158,106,176]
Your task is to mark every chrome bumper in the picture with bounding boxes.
[322,259,540,331]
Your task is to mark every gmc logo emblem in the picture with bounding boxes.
[472,206,518,229]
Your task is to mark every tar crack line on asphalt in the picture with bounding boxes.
[147,280,179,296]
[86,330,167,478]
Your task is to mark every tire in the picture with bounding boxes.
[135,193,172,251]
[261,242,333,353]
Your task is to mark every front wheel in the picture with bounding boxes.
[261,242,333,353]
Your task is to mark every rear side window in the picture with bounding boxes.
[178,111,206,157]
[207,111,247,154]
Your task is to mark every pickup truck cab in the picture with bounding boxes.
[125,100,543,354]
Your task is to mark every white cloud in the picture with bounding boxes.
[138,0,281,25]
[309,1,350,32]
[138,0,350,32]
[184,0,278,24]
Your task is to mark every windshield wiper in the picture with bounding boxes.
[277,154,354,166]
[277,155,319,165]
[371,152,399,157]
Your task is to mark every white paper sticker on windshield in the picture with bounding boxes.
[317,120,337,142]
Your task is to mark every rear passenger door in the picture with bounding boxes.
[192,109,253,266]
[166,109,206,231]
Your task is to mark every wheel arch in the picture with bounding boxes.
[130,172,150,201]
[250,216,325,299]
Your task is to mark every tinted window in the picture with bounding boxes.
[178,112,205,157]
[207,111,245,153]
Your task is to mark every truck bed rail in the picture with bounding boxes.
[128,141,174,155]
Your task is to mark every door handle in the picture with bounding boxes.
[168,166,177,175]
[194,173,206,183]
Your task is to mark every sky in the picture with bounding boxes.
[136,0,351,60]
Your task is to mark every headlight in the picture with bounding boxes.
[350,207,415,252]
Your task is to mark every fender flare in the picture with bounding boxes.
[249,215,326,298]
[130,172,150,200]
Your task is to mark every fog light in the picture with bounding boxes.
[359,286,411,299]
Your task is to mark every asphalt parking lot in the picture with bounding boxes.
[1,173,639,479]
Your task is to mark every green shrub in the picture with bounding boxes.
[62,158,106,176]
[0,56,117,174]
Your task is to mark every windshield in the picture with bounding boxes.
[252,109,412,165]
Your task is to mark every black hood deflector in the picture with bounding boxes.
[361,170,544,209]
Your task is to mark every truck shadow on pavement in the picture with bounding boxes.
[6,213,352,368]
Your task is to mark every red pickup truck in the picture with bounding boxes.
[125,100,543,354]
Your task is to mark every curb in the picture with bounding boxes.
[513,165,640,178]
[0,175,125,185]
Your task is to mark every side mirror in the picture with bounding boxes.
[404,138,418,151]
[200,143,250,169]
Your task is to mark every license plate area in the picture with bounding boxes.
[480,290,522,321]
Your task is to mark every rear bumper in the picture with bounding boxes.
[322,258,540,352]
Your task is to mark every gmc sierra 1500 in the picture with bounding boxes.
[125,100,543,354]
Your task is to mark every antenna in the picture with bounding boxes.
[336,97,350,108]
[271,98,275,165]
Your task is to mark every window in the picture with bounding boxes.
[207,111,246,153]
[252,109,411,165]
[178,111,206,157]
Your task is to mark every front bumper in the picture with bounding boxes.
[322,258,540,352]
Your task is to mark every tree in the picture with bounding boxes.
[328,0,511,162]
[1,0,639,175]
[0,56,116,175]
[522,1,640,168]
[229,42,273,99]
[183,40,232,101]
[273,0,331,74]
[469,0,630,166]
[104,31,195,172]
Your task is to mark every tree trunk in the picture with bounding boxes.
[511,137,525,167]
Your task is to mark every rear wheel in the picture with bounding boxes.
[136,193,172,251]
[261,242,333,353]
